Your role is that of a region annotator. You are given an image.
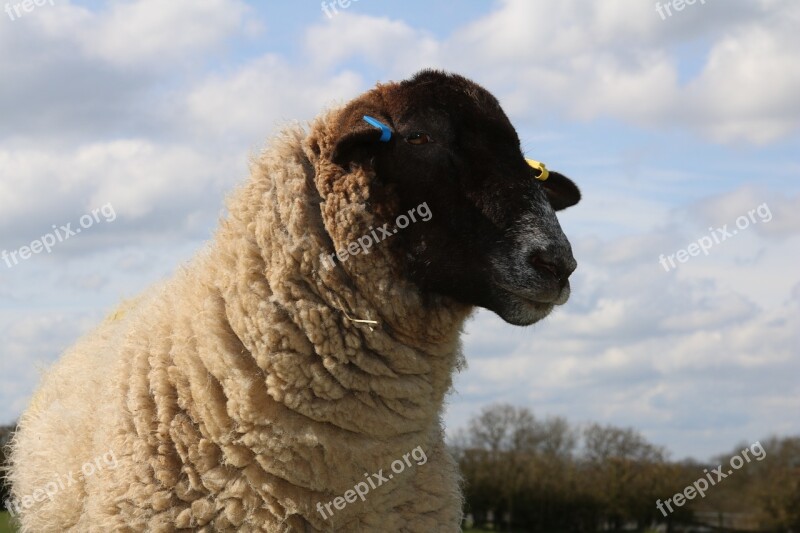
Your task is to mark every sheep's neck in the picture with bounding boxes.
[208,128,471,440]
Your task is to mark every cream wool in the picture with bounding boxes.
[10,69,583,532]
[9,112,472,532]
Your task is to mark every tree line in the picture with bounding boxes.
[450,404,800,532]
[0,424,14,511]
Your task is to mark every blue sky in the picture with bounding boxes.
[1,0,798,462]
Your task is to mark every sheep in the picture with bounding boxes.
[8,69,581,532]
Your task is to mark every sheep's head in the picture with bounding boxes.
[328,69,580,326]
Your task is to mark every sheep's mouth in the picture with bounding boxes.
[509,292,556,314]
[495,279,568,307]
[514,293,556,310]
[489,284,558,326]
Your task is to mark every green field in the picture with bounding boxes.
[0,512,17,533]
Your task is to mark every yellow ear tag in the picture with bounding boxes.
[526,158,549,181]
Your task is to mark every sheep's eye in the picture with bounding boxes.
[406,131,432,145]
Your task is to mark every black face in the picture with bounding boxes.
[331,70,581,326]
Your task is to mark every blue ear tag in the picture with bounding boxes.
[362,115,392,142]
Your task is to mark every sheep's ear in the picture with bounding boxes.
[542,171,581,211]
[331,113,394,167]
[331,127,387,167]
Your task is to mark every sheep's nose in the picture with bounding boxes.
[529,252,576,288]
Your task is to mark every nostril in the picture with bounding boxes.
[529,254,574,286]
[529,255,560,279]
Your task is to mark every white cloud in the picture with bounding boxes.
[305,13,440,75]
[686,19,800,143]
[304,0,800,144]
[0,0,257,142]
[76,0,253,67]
[185,55,364,143]
[0,141,239,249]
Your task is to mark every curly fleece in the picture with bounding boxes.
[9,108,473,532]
